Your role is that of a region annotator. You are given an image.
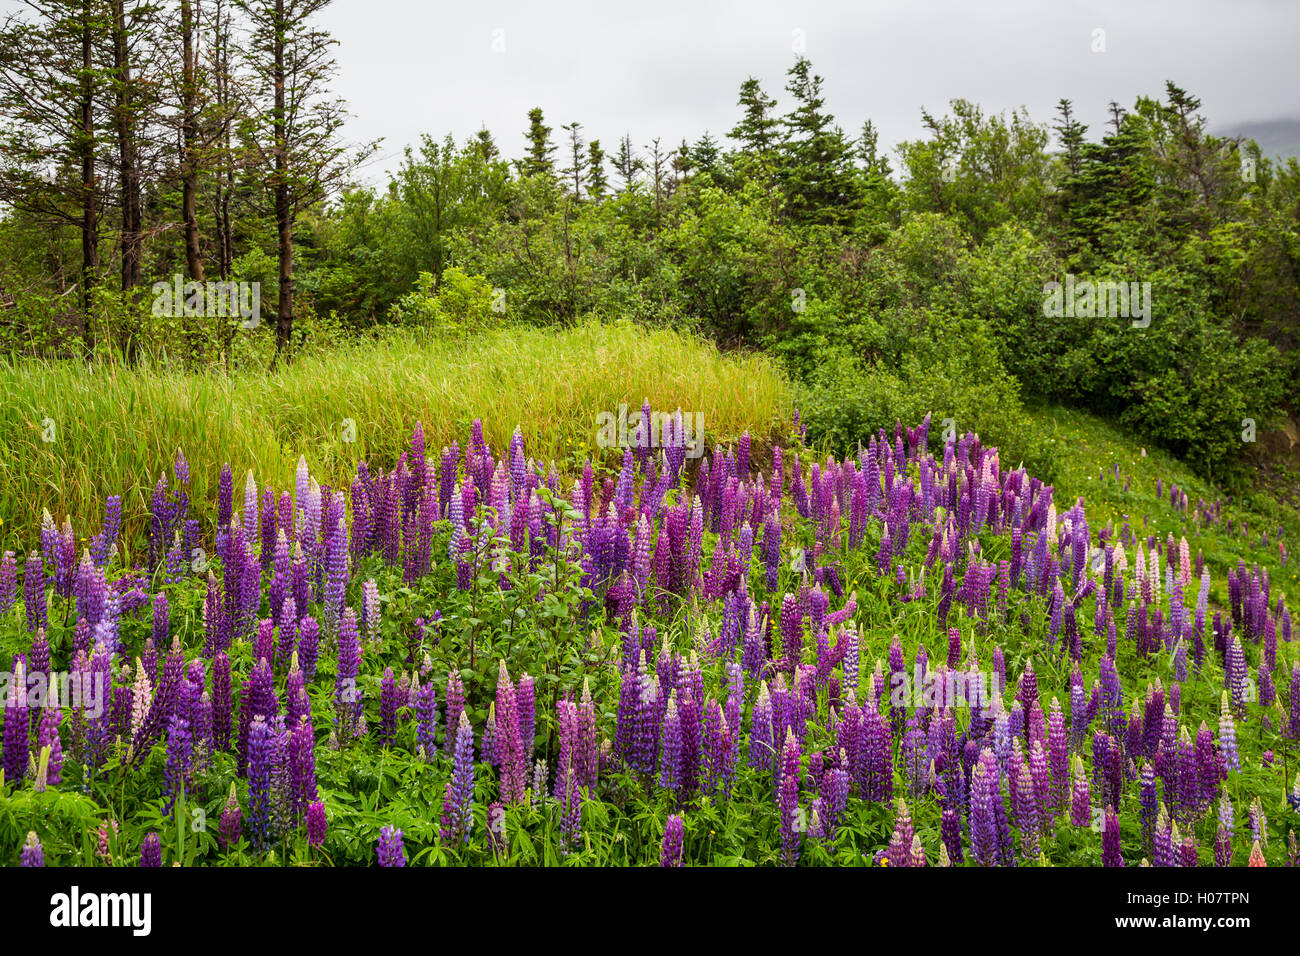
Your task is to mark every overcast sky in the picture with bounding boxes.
[321,0,1299,185]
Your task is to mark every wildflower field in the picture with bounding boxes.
[1,370,1295,869]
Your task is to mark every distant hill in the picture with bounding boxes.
[1216,118,1300,163]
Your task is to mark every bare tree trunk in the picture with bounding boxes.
[273,0,292,359]
[80,0,98,354]
[181,0,203,282]
[111,0,143,362]
[111,0,142,289]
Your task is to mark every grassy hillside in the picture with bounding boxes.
[0,321,792,555]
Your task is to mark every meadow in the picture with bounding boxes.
[1,329,1295,867]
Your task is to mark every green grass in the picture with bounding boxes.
[1036,405,1298,603]
[0,319,792,554]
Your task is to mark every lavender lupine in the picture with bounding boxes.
[218,783,242,850]
[307,800,327,848]
[778,729,801,866]
[246,717,274,851]
[1101,806,1124,867]
[377,826,406,867]
[140,832,162,868]
[2,658,29,784]
[660,813,685,867]
[19,831,44,867]
[441,711,475,844]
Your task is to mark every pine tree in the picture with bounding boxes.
[1053,99,1087,176]
[612,133,643,189]
[779,56,857,225]
[586,139,608,199]
[729,76,778,154]
[522,107,555,177]
[561,121,587,199]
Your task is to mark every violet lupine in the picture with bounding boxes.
[494,661,528,805]
[887,797,917,867]
[969,750,1002,866]
[246,716,274,851]
[778,729,801,866]
[378,667,400,748]
[1288,663,1300,740]
[1070,755,1091,827]
[1101,806,1124,867]
[19,831,44,867]
[334,609,363,742]
[1215,794,1233,867]
[377,826,406,867]
[1225,636,1248,717]
[444,668,465,757]
[2,658,29,784]
[414,681,438,759]
[23,551,46,633]
[140,832,162,868]
[1218,692,1239,773]
[0,551,16,617]
[35,708,62,787]
[441,711,475,844]
[163,716,193,817]
[216,782,243,851]
[307,800,327,848]
[660,813,685,867]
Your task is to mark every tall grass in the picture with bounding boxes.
[0,320,793,553]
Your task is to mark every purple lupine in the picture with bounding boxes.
[334,608,363,742]
[1070,755,1091,827]
[887,797,917,867]
[1225,636,1248,716]
[441,711,475,844]
[444,668,465,757]
[778,729,801,866]
[414,680,438,759]
[379,667,400,747]
[1214,794,1233,867]
[1101,806,1124,867]
[35,708,62,787]
[0,551,17,617]
[218,783,242,850]
[140,833,162,868]
[19,831,44,867]
[1218,693,1239,772]
[660,813,685,867]
[23,552,46,633]
[659,693,682,793]
[163,716,193,817]
[969,750,1001,866]
[494,662,528,805]
[377,826,406,867]
[297,615,320,680]
[246,716,274,851]
[307,800,327,848]
[2,658,29,784]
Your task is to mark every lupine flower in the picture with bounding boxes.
[377,826,406,867]
[246,717,274,851]
[140,833,162,868]
[778,729,802,866]
[307,800,328,848]
[660,814,685,867]
[441,711,475,844]
[19,831,44,867]
[1101,806,1124,867]
[218,782,242,850]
